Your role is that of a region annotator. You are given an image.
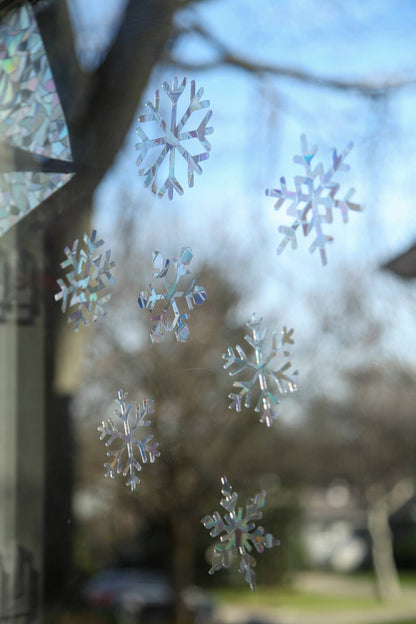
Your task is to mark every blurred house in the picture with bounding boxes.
[381,242,416,568]
[390,496,416,569]
[301,483,416,572]
[383,242,416,279]
[301,482,368,572]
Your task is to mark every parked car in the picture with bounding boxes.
[83,568,214,624]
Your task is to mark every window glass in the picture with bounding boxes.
[1,1,416,623]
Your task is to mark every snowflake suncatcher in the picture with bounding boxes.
[54,230,115,331]
[265,134,363,265]
[138,247,206,343]
[135,77,213,199]
[98,389,160,492]
[223,314,298,427]
[202,476,279,590]
[0,2,74,235]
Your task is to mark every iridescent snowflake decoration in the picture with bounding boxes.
[0,3,74,235]
[98,389,160,492]
[266,134,363,265]
[138,247,206,343]
[202,476,279,590]
[135,77,213,199]
[223,314,298,427]
[54,230,115,331]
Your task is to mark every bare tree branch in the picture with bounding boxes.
[167,23,416,95]
[36,0,88,130]
[387,478,415,515]
[74,0,178,173]
[37,0,180,184]
[33,0,182,229]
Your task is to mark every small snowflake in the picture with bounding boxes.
[266,134,363,265]
[138,247,206,343]
[135,77,213,199]
[223,314,298,427]
[54,230,115,331]
[98,389,160,492]
[202,476,279,590]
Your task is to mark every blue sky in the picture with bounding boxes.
[69,0,416,379]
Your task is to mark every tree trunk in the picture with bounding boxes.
[169,462,197,624]
[366,484,401,601]
[171,515,195,624]
[33,0,180,606]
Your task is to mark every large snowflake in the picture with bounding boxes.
[138,247,206,343]
[202,476,279,590]
[265,134,363,265]
[98,389,160,492]
[135,77,213,199]
[54,230,115,331]
[223,314,298,427]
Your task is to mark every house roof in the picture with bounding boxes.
[383,242,416,279]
